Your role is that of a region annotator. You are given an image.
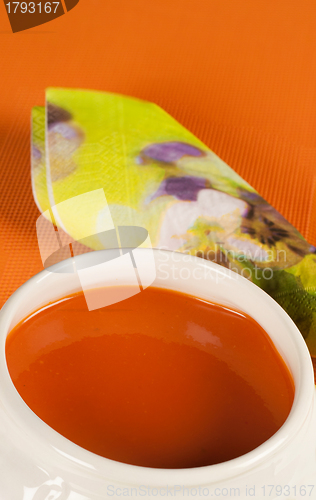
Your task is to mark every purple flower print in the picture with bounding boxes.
[47,102,72,129]
[139,141,205,164]
[152,176,208,201]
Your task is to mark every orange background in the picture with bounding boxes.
[0,0,316,306]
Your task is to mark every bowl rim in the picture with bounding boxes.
[0,248,314,487]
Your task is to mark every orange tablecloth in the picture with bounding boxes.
[0,0,316,307]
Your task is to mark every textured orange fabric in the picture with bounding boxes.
[0,0,316,307]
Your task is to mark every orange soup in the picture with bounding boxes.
[5,287,294,469]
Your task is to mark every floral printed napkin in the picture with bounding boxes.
[31,88,316,360]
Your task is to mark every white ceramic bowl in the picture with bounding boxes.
[0,249,315,500]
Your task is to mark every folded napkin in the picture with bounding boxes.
[31,88,316,361]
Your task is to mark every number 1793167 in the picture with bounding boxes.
[5,2,60,14]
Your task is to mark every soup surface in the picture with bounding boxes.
[6,287,294,468]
